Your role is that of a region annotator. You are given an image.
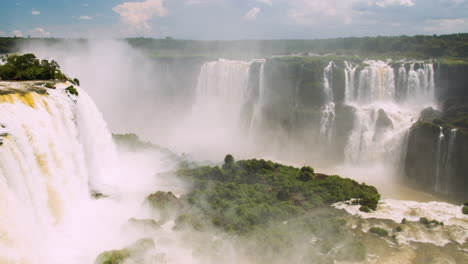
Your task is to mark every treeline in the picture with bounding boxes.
[1,33,467,59]
[125,33,468,59]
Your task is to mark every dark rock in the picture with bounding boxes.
[419,107,442,122]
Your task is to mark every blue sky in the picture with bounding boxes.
[0,0,467,39]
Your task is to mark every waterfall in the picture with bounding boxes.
[444,129,458,193]
[249,61,266,137]
[344,61,357,103]
[173,59,255,159]
[355,60,395,104]
[0,82,119,263]
[343,60,436,168]
[434,128,458,194]
[435,127,446,193]
[319,61,335,142]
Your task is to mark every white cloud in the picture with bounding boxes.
[256,0,272,6]
[29,28,51,37]
[12,30,23,37]
[0,31,5,37]
[82,3,89,7]
[31,10,40,15]
[244,7,261,20]
[113,0,168,31]
[423,18,468,33]
[79,15,93,20]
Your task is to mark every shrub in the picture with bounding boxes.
[359,206,371,213]
[394,226,403,232]
[65,85,78,96]
[463,206,468,214]
[419,217,430,225]
[369,227,388,237]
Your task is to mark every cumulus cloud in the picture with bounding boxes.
[244,7,261,20]
[113,0,168,31]
[79,15,93,20]
[29,28,51,37]
[32,10,40,15]
[12,30,23,37]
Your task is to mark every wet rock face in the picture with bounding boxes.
[436,63,468,101]
[404,121,440,191]
[404,103,468,200]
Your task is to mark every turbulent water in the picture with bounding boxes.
[0,82,174,264]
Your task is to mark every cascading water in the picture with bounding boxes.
[171,59,254,159]
[319,61,335,143]
[344,61,357,103]
[434,128,458,194]
[353,60,396,104]
[0,82,121,263]
[343,60,436,174]
[435,127,446,193]
[249,61,266,137]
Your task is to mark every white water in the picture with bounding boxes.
[169,59,254,160]
[0,82,151,264]
[434,128,458,194]
[343,60,436,171]
[319,61,335,144]
[435,126,446,193]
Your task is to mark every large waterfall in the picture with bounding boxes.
[0,82,120,264]
[343,60,436,168]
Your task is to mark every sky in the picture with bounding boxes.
[0,0,467,39]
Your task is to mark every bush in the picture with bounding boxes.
[369,227,388,237]
[463,206,468,214]
[359,206,371,213]
[65,85,78,96]
[394,226,403,232]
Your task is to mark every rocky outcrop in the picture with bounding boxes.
[404,99,468,201]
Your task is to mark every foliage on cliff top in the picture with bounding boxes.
[176,155,380,234]
[0,53,76,82]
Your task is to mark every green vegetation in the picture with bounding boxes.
[0,53,71,81]
[95,238,156,264]
[95,250,130,264]
[394,226,403,232]
[369,227,388,237]
[65,85,78,96]
[462,206,468,214]
[419,217,444,228]
[175,155,380,234]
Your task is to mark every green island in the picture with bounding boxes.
[174,155,380,234]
